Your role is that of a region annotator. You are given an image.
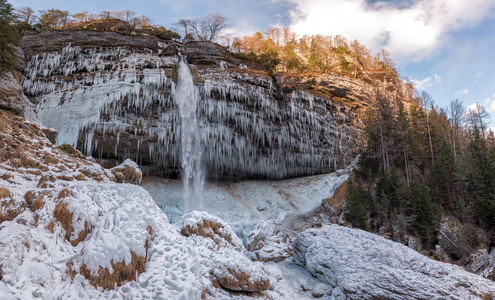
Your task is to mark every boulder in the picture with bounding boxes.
[177,211,244,252]
[246,220,292,262]
[293,224,495,299]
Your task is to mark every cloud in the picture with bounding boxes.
[434,74,442,83]
[411,77,432,90]
[483,93,495,113]
[284,0,495,63]
[475,72,483,77]
[454,89,469,95]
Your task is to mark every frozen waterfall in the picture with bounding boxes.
[175,56,204,212]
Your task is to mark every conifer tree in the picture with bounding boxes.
[0,0,19,74]
[345,179,369,230]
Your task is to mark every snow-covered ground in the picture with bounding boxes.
[143,165,352,239]
[2,111,495,299]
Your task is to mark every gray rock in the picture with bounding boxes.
[294,224,495,299]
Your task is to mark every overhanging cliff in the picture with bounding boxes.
[20,30,394,179]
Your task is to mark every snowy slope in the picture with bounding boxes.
[0,111,311,299]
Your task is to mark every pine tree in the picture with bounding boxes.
[406,180,438,247]
[0,0,19,74]
[467,128,495,228]
[345,179,369,230]
[429,139,461,213]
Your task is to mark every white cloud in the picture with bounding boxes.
[434,74,442,83]
[483,94,495,113]
[285,0,495,63]
[411,77,432,90]
[475,72,483,77]
[454,89,469,95]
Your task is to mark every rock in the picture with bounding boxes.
[0,67,32,116]
[20,30,393,180]
[21,30,158,60]
[293,224,495,299]
[467,247,495,280]
[211,254,271,293]
[246,220,292,262]
[110,159,142,185]
[311,283,329,298]
[42,127,58,144]
[177,211,244,252]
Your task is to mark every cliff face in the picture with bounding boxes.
[20,30,389,179]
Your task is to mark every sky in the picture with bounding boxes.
[9,0,495,122]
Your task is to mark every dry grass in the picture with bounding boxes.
[53,201,92,246]
[483,292,494,300]
[58,188,73,199]
[69,252,147,290]
[111,165,142,184]
[181,219,236,248]
[0,198,26,224]
[56,175,73,181]
[213,268,270,293]
[37,174,56,188]
[56,144,85,159]
[1,173,13,181]
[24,190,51,212]
[0,187,11,199]
[46,221,55,233]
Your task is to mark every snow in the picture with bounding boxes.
[143,163,353,238]
[2,111,495,299]
[293,224,495,299]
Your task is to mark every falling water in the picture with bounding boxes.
[176,56,204,212]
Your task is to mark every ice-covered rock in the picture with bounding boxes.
[109,158,143,184]
[19,30,380,180]
[247,220,292,262]
[211,253,271,293]
[293,224,495,299]
[176,210,244,252]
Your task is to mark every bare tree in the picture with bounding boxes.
[448,99,465,157]
[420,91,435,163]
[172,19,191,41]
[113,10,125,20]
[467,103,490,138]
[16,6,36,24]
[123,10,136,22]
[187,14,230,42]
[99,11,111,20]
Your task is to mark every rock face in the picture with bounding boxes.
[293,224,495,299]
[20,30,384,179]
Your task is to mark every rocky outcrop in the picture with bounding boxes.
[21,30,158,60]
[247,220,292,262]
[293,224,495,299]
[177,211,245,252]
[0,47,32,116]
[20,30,388,179]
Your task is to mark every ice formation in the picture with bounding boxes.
[25,44,363,179]
[175,57,204,211]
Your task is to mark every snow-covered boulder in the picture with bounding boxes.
[247,220,292,262]
[211,251,272,293]
[293,224,495,299]
[176,211,244,252]
[109,158,143,185]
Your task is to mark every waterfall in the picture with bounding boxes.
[175,56,204,212]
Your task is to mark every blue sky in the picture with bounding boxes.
[10,0,495,122]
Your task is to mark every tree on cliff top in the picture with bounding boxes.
[0,0,19,74]
[173,14,230,42]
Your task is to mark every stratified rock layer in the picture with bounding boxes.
[293,224,495,299]
[20,30,384,179]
